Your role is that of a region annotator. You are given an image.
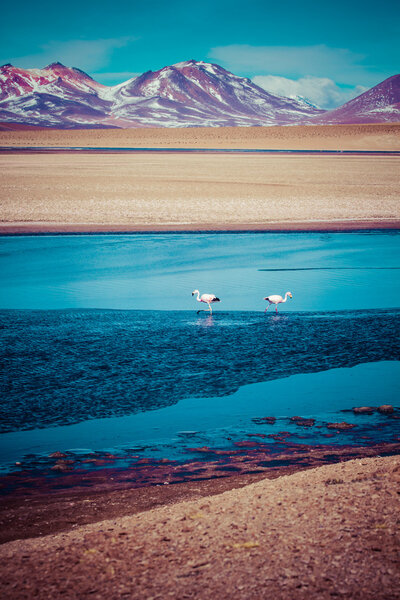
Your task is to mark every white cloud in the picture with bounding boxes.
[252,75,368,109]
[6,37,137,73]
[208,44,384,86]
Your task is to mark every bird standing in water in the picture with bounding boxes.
[264,292,293,313]
[192,290,220,314]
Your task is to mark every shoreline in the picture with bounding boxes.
[1,454,399,598]
[1,148,400,156]
[2,441,399,545]
[1,219,400,235]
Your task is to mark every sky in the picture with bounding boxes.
[1,0,399,108]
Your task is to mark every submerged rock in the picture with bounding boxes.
[326,422,355,431]
[50,459,75,472]
[252,417,276,425]
[377,405,394,414]
[353,406,375,415]
[290,416,315,427]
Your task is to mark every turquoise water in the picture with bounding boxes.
[0,232,399,475]
[0,231,399,311]
[0,361,399,471]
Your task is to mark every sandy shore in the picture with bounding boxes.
[1,455,398,599]
[1,123,400,150]
[1,153,399,233]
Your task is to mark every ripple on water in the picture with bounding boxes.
[0,308,399,432]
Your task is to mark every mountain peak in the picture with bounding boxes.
[312,73,400,125]
[0,60,398,128]
[44,62,67,69]
[173,59,223,71]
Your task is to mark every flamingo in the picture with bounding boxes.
[192,290,220,314]
[264,292,292,313]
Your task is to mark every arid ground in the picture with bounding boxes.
[0,455,399,599]
[1,123,400,150]
[0,123,399,233]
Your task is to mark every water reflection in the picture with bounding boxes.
[196,315,215,328]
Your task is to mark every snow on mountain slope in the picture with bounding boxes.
[310,74,400,125]
[0,63,105,101]
[0,61,399,128]
[0,63,114,128]
[111,60,324,126]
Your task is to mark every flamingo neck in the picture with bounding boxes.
[282,293,290,302]
[195,291,201,301]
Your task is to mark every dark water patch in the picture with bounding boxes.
[259,267,400,271]
[257,459,294,467]
[2,146,400,155]
[1,309,399,432]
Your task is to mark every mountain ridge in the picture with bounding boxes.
[0,61,399,128]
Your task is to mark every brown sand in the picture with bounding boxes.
[1,153,399,233]
[1,123,399,233]
[1,455,399,599]
[1,123,400,150]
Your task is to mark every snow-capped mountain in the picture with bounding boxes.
[108,60,325,127]
[0,60,324,128]
[0,62,104,100]
[0,61,399,128]
[0,62,114,128]
[311,74,400,125]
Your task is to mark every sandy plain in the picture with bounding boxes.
[1,122,400,150]
[0,123,399,233]
[1,455,399,599]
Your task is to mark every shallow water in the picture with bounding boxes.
[0,360,399,473]
[1,309,400,433]
[0,232,399,475]
[0,231,399,311]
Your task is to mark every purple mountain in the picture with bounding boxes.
[109,60,325,127]
[0,61,399,128]
[311,74,400,125]
[0,60,323,128]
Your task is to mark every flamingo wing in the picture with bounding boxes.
[264,294,283,304]
[201,293,220,303]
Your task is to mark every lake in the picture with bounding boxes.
[0,232,399,479]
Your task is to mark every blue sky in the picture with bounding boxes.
[1,0,399,107]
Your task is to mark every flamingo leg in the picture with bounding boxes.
[208,303,212,314]
[275,305,278,313]
[265,303,270,313]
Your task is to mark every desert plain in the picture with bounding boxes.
[0,123,399,233]
[1,456,399,599]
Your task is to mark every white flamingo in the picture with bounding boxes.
[192,290,220,314]
[264,292,293,313]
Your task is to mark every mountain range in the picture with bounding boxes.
[0,60,399,129]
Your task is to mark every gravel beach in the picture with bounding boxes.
[1,455,399,599]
